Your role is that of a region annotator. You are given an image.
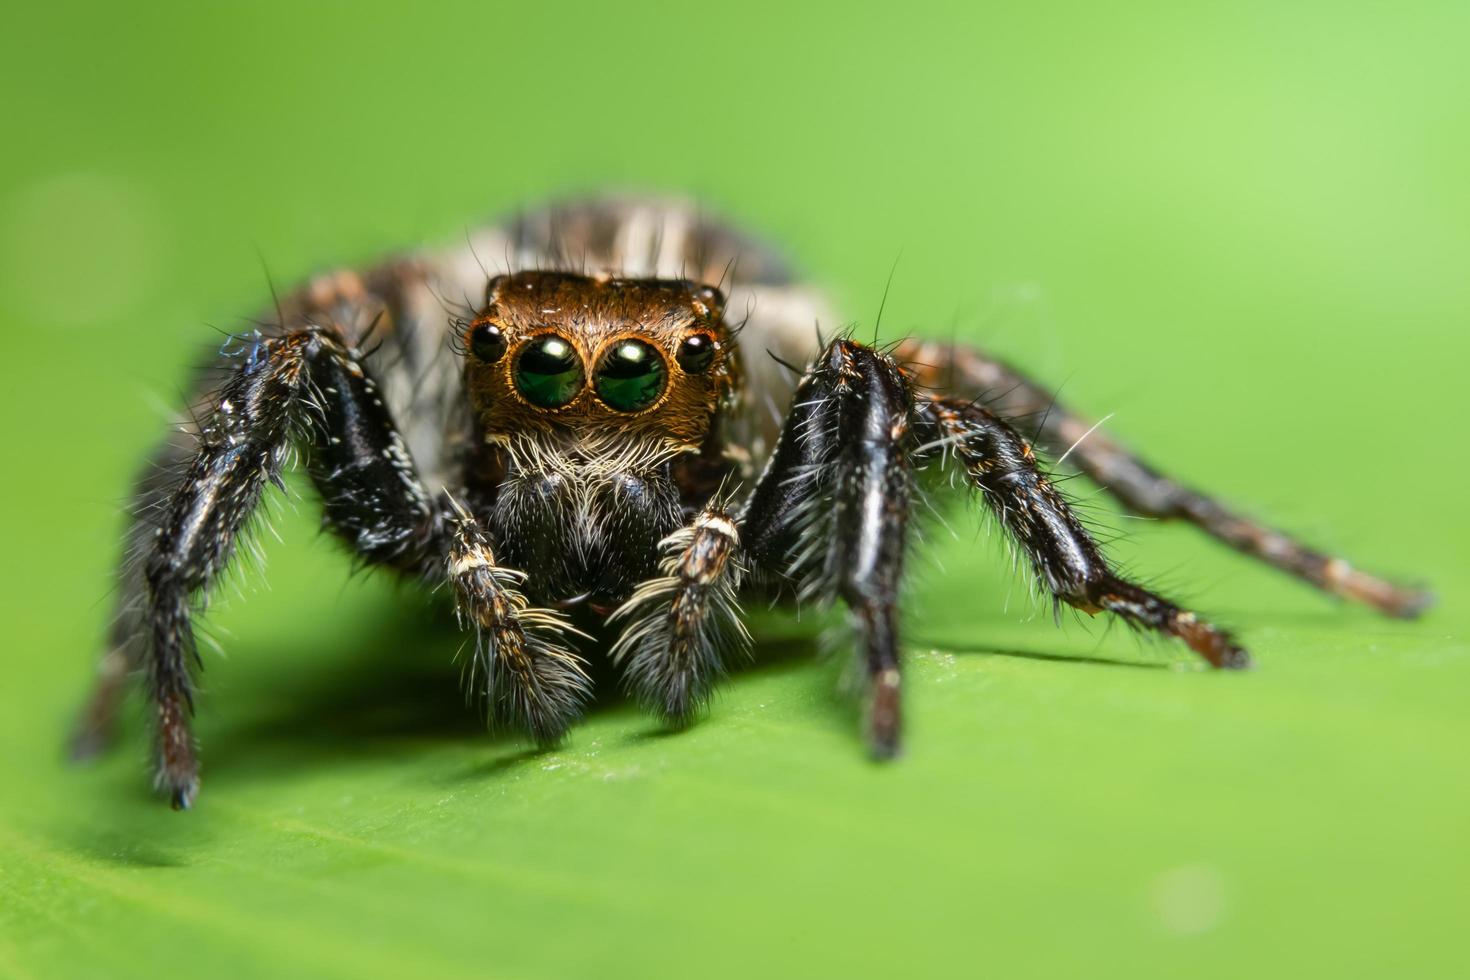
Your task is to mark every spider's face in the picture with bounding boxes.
[461,272,738,455]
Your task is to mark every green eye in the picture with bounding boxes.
[514,334,583,408]
[594,339,667,412]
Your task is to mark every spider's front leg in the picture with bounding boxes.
[915,397,1250,669]
[81,320,440,808]
[444,510,591,743]
[741,339,918,756]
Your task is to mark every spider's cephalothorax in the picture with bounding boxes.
[72,196,1433,808]
[460,271,740,606]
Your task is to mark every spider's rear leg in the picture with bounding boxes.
[445,512,591,744]
[608,505,750,724]
[916,397,1249,669]
[742,339,917,756]
[896,339,1432,618]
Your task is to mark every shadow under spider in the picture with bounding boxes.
[59,603,1203,868]
[105,594,1177,803]
[913,638,1177,671]
[190,597,826,788]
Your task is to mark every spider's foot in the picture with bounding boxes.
[1213,643,1255,671]
[1359,580,1436,620]
[1083,576,1252,671]
[1170,612,1253,670]
[169,778,199,811]
[865,671,903,761]
[867,731,903,762]
[155,755,200,811]
[153,692,201,810]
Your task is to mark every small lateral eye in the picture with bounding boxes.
[595,339,667,412]
[676,333,716,373]
[514,334,584,408]
[470,322,507,363]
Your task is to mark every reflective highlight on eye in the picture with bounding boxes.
[595,339,667,412]
[514,334,583,408]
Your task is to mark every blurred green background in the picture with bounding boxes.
[2,2,1467,978]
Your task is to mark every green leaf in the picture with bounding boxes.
[2,3,1467,979]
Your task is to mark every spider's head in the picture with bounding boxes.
[460,271,738,460]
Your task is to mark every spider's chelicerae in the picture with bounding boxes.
[74,197,1432,808]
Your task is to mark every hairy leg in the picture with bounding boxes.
[896,338,1431,618]
[140,330,318,807]
[916,396,1249,669]
[74,262,446,766]
[609,505,749,723]
[101,326,440,808]
[305,328,439,570]
[445,508,590,743]
[71,427,197,762]
[742,339,917,756]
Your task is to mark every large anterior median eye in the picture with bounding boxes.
[514,334,584,408]
[594,338,667,412]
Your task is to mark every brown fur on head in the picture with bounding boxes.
[462,272,739,459]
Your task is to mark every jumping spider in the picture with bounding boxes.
[73,197,1432,808]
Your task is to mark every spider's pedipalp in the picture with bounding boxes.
[446,513,592,743]
[609,504,750,723]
